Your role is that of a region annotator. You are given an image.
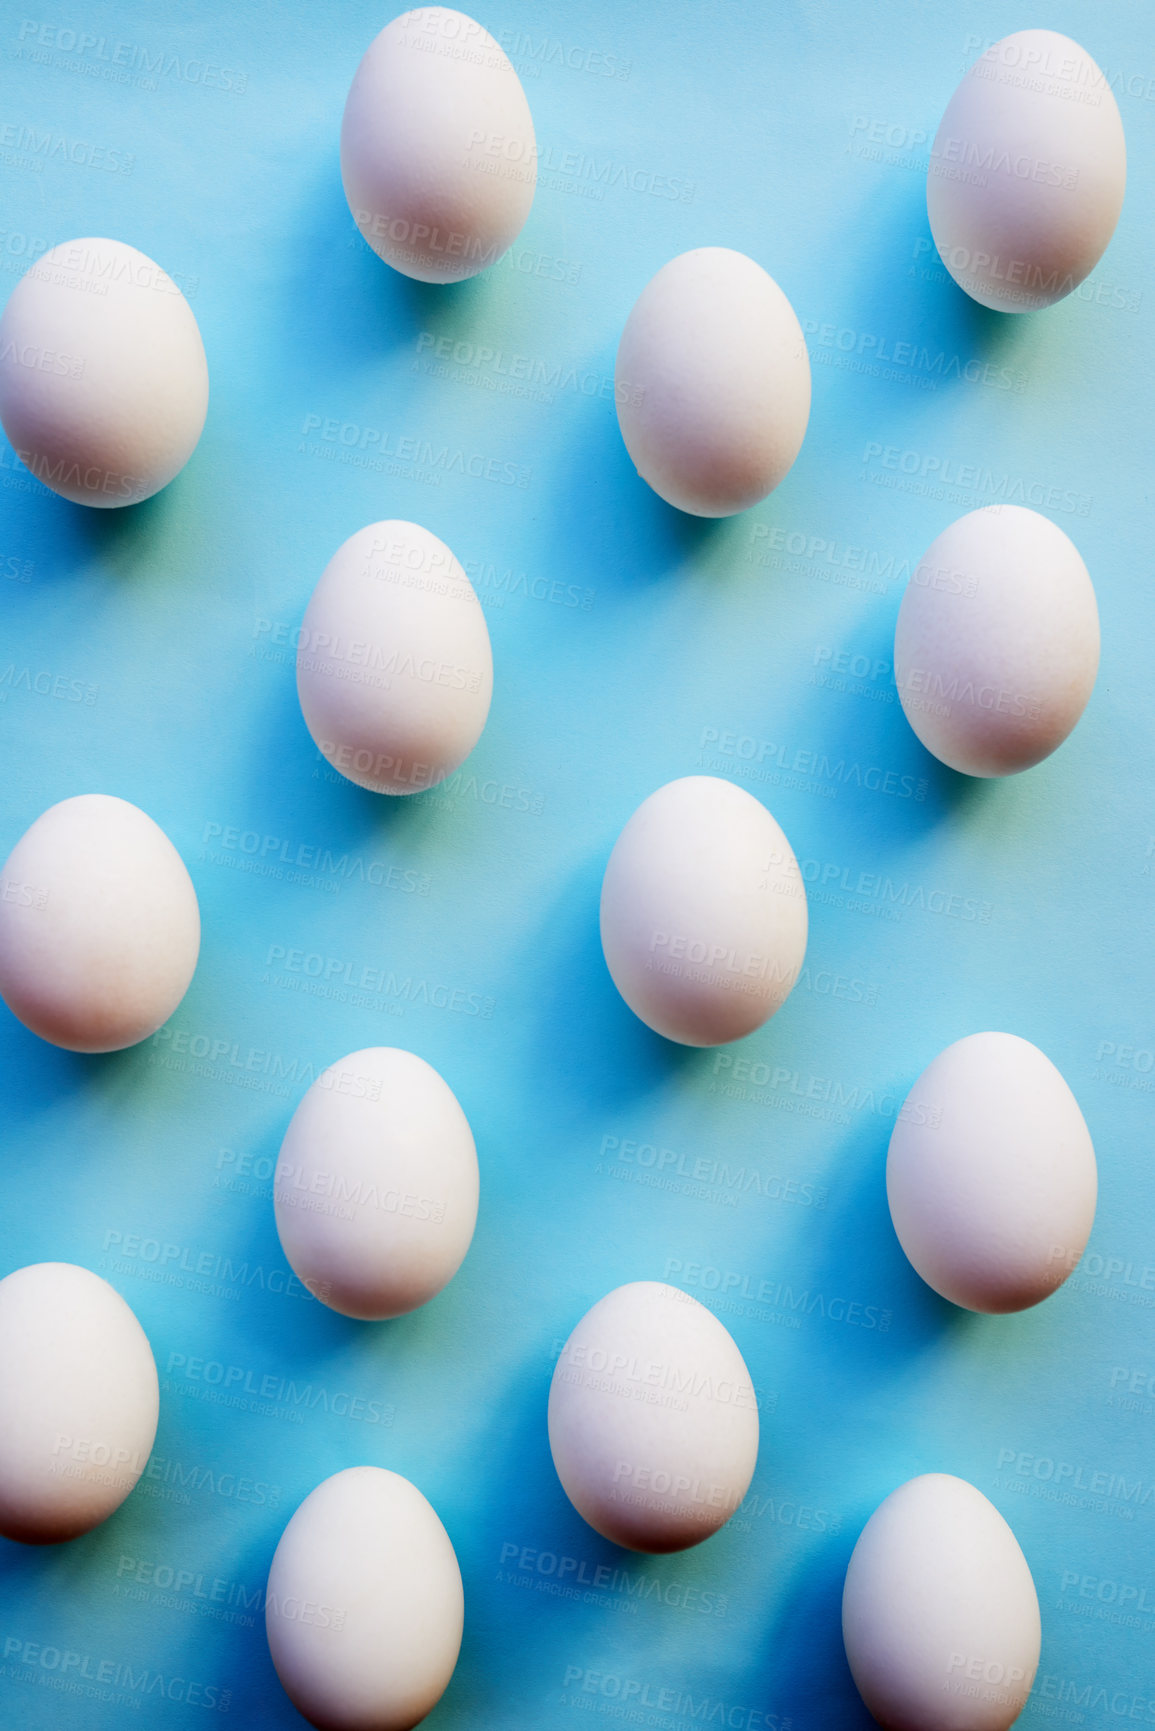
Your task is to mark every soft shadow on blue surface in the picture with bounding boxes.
[829,173,1032,414]
[0,453,206,589]
[512,852,699,1116]
[279,157,534,386]
[793,1112,974,1375]
[544,390,739,599]
[767,1526,873,1727]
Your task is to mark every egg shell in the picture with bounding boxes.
[0,1263,158,1543]
[547,1281,759,1553]
[887,1032,1097,1314]
[0,237,208,505]
[297,520,493,795]
[615,248,810,517]
[599,776,807,1046]
[0,794,200,1053]
[894,506,1099,777]
[341,7,536,283]
[843,1474,1040,1731]
[928,30,1126,312]
[266,1466,463,1731]
[274,1048,479,1320]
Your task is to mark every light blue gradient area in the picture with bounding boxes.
[0,0,1152,1724]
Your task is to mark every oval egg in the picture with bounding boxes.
[0,237,208,505]
[615,247,810,516]
[547,1281,759,1552]
[843,1473,1040,1730]
[928,30,1126,311]
[894,506,1099,777]
[887,1032,1097,1313]
[266,1466,463,1731]
[274,1047,479,1320]
[0,1263,158,1543]
[342,7,536,282]
[599,776,807,1046]
[296,520,493,795]
[0,794,200,1052]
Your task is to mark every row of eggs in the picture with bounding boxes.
[0,10,1130,516]
[0,11,1127,517]
[0,790,1099,1315]
[307,508,1101,792]
[0,1257,1055,1731]
[0,13,1115,792]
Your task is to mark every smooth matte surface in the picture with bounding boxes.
[0,1263,159,1543]
[0,1,1151,1725]
[894,506,1100,776]
[0,237,208,504]
[0,794,201,1051]
[296,520,493,795]
[274,1046,479,1320]
[266,1466,463,1730]
[341,7,537,284]
[599,775,809,1045]
[842,1473,1040,1730]
[615,247,811,516]
[927,31,1127,313]
[887,1032,1098,1313]
[547,1280,759,1551]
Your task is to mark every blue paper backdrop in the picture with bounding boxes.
[0,0,1152,1725]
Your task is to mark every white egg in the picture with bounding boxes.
[599,776,807,1047]
[0,237,207,506]
[342,7,536,283]
[0,795,200,1053]
[297,520,493,795]
[887,1032,1097,1314]
[266,1466,463,1731]
[894,506,1099,777]
[843,1474,1040,1730]
[928,31,1126,312]
[274,1048,479,1321]
[615,248,810,516]
[0,1263,158,1543]
[547,1281,758,1553]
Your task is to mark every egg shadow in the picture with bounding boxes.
[760,1524,873,1728]
[447,1346,743,1728]
[778,1110,974,1399]
[238,664,444,862]
[754,564,1016,858]
[829,161,1032,406]
[511,849,699,1122]
[0,1019,195,1251]
[542,378,736,602]
[0,440,213,591]
[0,1015,98,1137]
[280,154,550,403]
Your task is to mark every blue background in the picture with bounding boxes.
[0,1,1152,1725]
